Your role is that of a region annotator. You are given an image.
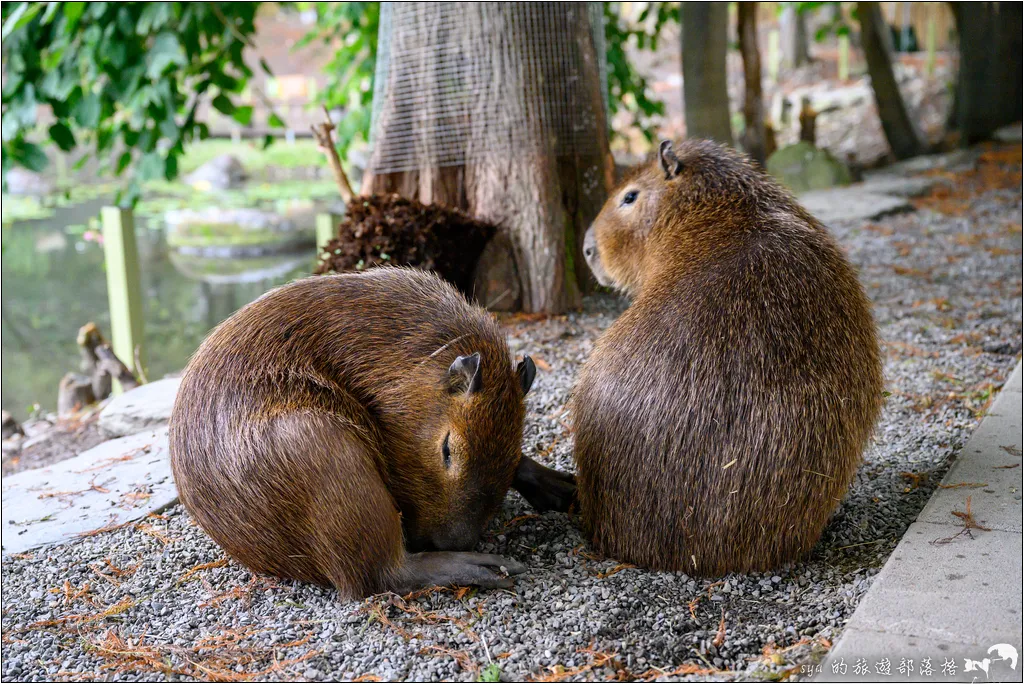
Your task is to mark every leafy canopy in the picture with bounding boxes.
[2,2,675,200]
[1,2,270,203]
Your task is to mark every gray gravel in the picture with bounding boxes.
[2,151,1021,682]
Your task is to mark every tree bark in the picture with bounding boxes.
[681,2,733,145]
[737,3,766,167]
[857,2,927,160]
[949,2,1023,144]
[364,3,610,314]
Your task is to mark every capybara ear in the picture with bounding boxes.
[659,139,683,180]
[449,352,482,395]
[517,356,537,395]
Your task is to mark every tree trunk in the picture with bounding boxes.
[681,2,733,145]
[364,3,610,314]
[737,3,766,167]
[857,2,927,160]
[949,2,1023,145]
[780,4,811,68]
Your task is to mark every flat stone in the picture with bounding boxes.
[800,188,912,225]
[917,363,1023,533]
[857,175,943,198]
[883,148,979,176]
[1,427,175,555]
[817,628,1023,682]
[993,122,1023,144]
[98,378,181,437]
[817,362,1023,683]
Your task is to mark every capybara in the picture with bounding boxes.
[572,139,883,575]
[170,268,575,598]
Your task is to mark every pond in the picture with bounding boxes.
[1,197,317,420]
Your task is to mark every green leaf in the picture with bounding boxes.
[146,32,186,79]
[267,112,285,129]
[137,151,164,180]
[48,122,76,151]
[13,141,49,172]
[262,134,274,149]
[211,93,235,116]
[2,3,43,42]
[232,105,254,126]
[63,2,86,30]
[478,664,502,683]
[116,150,132,173]
[73,92,101,128]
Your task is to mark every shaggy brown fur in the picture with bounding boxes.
[572,139,884,575]
[170,268,573,598]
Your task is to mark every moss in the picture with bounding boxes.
[167,224,308,248]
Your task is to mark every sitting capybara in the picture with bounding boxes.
[170,268,574,598]
[572,139,883,575]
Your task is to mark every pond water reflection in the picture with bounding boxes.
[1,199,313,419]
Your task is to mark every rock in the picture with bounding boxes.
[3,168,54,196]
[767,142,852,194]
[856,174,942,198]
[2,411,24,440]
[992,122,1023,143]
[473,233,522,312]
[98,378,182,438]
[799,188,911,225]
[164,207,315,257]
[184,154,248,191]
[57,373,96,417]
[0,426,175,554]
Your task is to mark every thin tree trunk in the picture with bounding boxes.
[857,2,927,160]
[737,2,766,167]
[949,2,1023,144]
[681,2,733,145]
[780,4,811,68]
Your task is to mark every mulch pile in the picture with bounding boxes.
[314,194,496,296]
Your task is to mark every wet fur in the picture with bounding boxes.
[170,268,529,598]
[572,139,884,575]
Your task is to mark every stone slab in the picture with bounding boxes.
[800,188,912,226]
[918,364,1023,534]
[1,427,175,555]
[817,362,1023,683]
[816,628,1023,682]
[98,377,181,437]
[856,175,943,198]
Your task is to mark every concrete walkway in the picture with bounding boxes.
[818,362,1023,683]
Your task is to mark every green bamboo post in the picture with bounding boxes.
[838,33,850,81]
[925,10,937,78]
[101,206,145,394]
[316,212,339,254]
[767,29,780,84]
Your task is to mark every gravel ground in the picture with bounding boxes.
[2,144,1021,682]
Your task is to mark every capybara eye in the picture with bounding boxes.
[621,190,639,206]
[442,432,452,469]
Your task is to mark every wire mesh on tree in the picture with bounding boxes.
[369,2,607,174]
[364,2,612,314]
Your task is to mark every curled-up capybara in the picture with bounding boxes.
[572,139,884,575]
[170,268,575,598]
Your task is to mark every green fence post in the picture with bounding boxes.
[838,34,850,81]
[316,212,339,254]
[101,206,145,394]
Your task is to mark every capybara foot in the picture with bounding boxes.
[394,552,526,593]
[514,456,577,513]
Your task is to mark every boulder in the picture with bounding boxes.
[184,154,248,190]
[98,377,182,437]
[163,207,315,257]
[4,167,54,196]
[767,142,852,194]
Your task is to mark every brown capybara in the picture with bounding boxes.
[572,139,883,575]
[170,268,574,598]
